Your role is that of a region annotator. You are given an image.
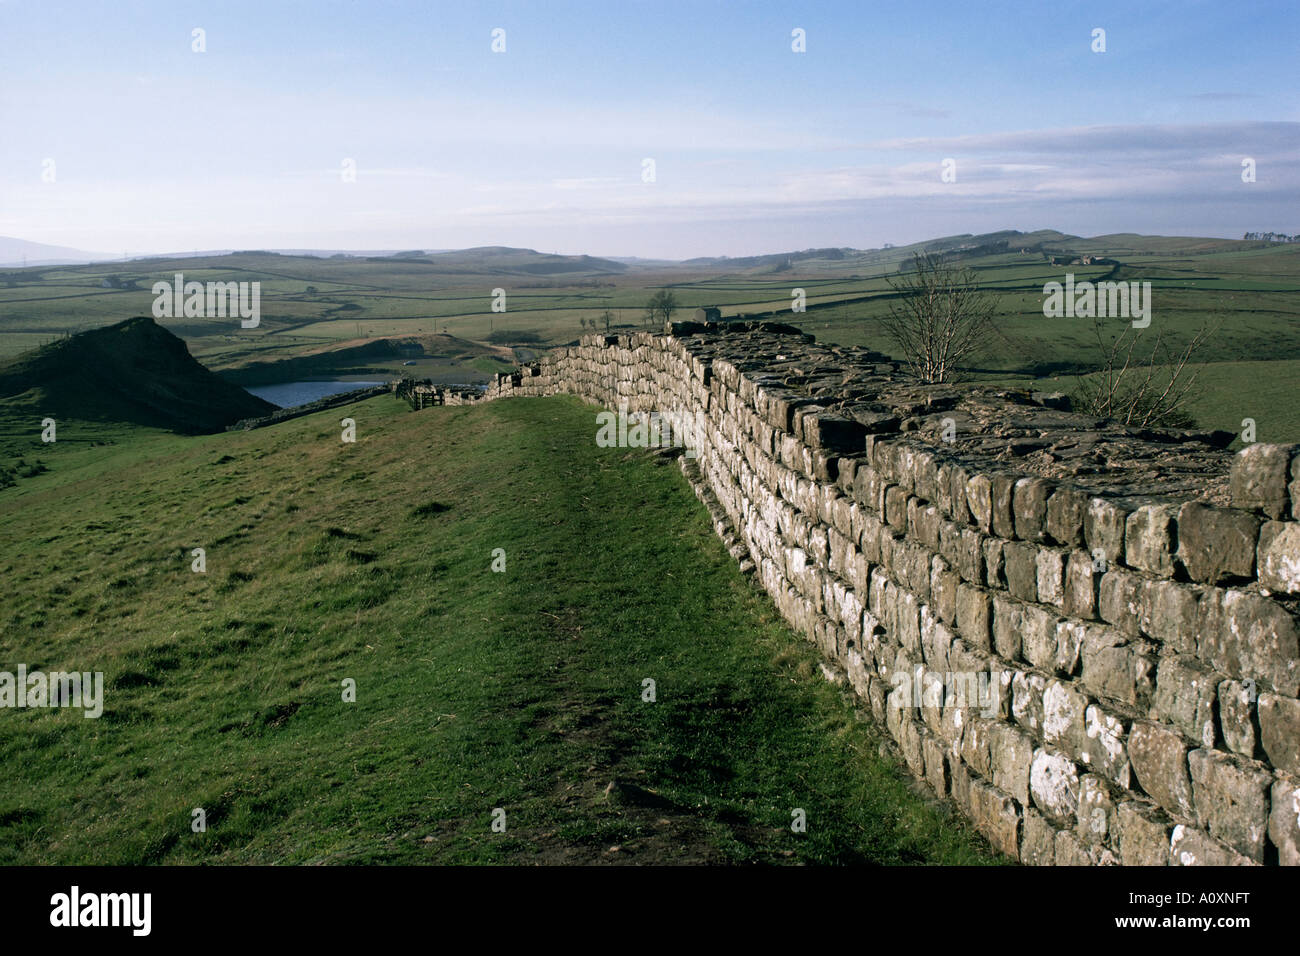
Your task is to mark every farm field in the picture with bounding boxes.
[1,231,1296,436]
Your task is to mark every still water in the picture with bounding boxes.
[245,380,385,409]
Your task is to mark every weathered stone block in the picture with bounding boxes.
[1125,503,1178,577]
[1003,541,1038,603]
[1021,808,1057,866]
[955,583,992,650]
[969,777,1021,858]
[1054,828,1093,865]
[1140,579,1200,654]
[966,474,993,533]
[1051,620,1084,677]
[931,559,959,626]
[990,722,1034,806]
[802,412,867,454]
[1019,604,1061,671]
[991,594,1023,661]
[1085,498,1128,568]
[1013,477,1052,542]
[1197,588,1300,696]
[1080,626,1154,708]
[1036,548,1065,607]
[1077,773,1116,848]
[991,475,1017,539]
[1152,656,1219,749]
[961,715,994,778]
[1046,487,1088,548]
[1169,824,1254,866]
[922,730,949,797]
[1129,721,1196,819]
[982,537,1004,589]
[1217,678,1259,758]
[1269,777,1300,867]
[1258,521,1300,596]
[1257,692,1300,776]
[1176,501,1260,584]
[884,485,908,532]
[1229,442,1296,518]
[1117,800,1172,866]
[1098,568,1143,636]
[1081,702,1132,792]
[1063,550,1099,620]
[1011,670,1047,735]
[957,528,984,584]
[1042,678,1088,753]
[1030,748,1081,825]
[909,500,941,550]
[1188,748,1271,863]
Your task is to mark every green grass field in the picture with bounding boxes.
[2,234,1296,437]
[0,394,1000,865]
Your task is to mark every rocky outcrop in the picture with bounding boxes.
[483,321,1300,866]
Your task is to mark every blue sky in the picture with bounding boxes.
[0,0,1295,257]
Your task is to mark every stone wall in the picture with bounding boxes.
[481,321,1300,866]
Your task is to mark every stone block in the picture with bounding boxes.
[955,583,992,651]
[1020,808,1057,866]
[1229,442,1296,518]
[966,474,993,533]
[1046,487,1088,548]
[1080,626,1154,708]
[1258,692,1300,776]
[969,777,1021,858]
[1197,588,1300,696]
[1011,670,1047,735]
[1258,521,1300,595]
[1063,550,1099,620]
[1036,548,1065,607]
[990,474,1017,539]
[1128,721,1195,819]
[1176,501,1259,584]
[1030,748,1081,825]
[991,594,1023,661]
[1125,503,1178,577]
[1085,498,1128,568]
[1117,800,1172,866]
[1169,824,1254,866]
[1003,541,1038,603]
[1077,773,1116,848]
[1152,656,1219,749]
[1013,477,1052,542]
[1217,678,1259,758]
[1269,777,1300,867]
[990,722,1034,806]
[1187,748,1271,863]
[1140,579,1200,654]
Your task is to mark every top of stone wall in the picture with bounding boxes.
[658,321,1235,504]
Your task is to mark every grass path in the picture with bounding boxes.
[0,394,1001,864]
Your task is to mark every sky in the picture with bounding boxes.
[0,0,1295,258]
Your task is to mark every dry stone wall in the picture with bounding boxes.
[482,321,1300,866]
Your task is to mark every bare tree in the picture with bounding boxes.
[600,309,614,332]
[1073,315,1219,428]
[645,290,680,326]
[880,252,998,383]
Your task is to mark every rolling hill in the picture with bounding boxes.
[0,315,274,434]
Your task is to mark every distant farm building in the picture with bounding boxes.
[692,307,723,323]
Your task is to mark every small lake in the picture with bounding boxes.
[245,380,386,409]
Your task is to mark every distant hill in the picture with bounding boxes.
[344,246,628,276]
[0,235,112,267]
[0,316,275,433]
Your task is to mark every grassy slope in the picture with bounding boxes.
[0,394,999,865]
